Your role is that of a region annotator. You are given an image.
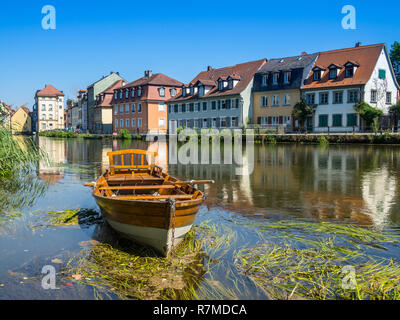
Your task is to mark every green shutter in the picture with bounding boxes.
[347,113,357,127]
[319,115,328,127]
[379,69,386,79]
[332,114,342,127]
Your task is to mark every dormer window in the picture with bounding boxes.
[272,73,278,85]
[198,85,204,97]
[312,66,324,81]
[138,87,142,96]
[345,67,354,78]
[182,86,186,97]
[159,87,165,97]
[218,79,223,91]
[114,92,117,100]
[228,80,233,89]
[170,88,176,97]
[329,68,337,79]
[132,89,135,97]
[119,91,122,99]
[125,90,129,99]
[189,85,194,95]
[284,72,291,84]
[261,75,267,86]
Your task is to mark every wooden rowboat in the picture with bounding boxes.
[85,149,213,256]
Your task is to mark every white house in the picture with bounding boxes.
[301,43,399,132]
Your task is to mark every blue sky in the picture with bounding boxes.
[0,0,399,108]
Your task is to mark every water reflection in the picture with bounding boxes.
[35,138,400,229]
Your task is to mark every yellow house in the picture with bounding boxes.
[11,106,32,134]
[252,53,318,131]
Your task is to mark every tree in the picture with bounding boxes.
[354,101,383,131]
[292,99,316,132]
[389,101,400,129]
[390,41,400,84]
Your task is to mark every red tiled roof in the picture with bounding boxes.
[20,106,31,115]
[124,73,183,88]
[303,43,384,89]
[170,59,267,102]
[36,84,64,97]
[95,80,124,108]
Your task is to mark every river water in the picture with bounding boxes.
[1,137,400,299]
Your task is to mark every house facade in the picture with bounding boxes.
[87,72,124,133]
[0,101,14,129]
[93,80,125,134]
[34,84,65,132]
[77,90,87,131]
[111,71,182,135]
[11,106,32,134]
[302,43,400,132]
[167,59,266,132]
[253,53,318,131]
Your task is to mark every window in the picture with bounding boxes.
[159,88,165,97]
[347,90,359,103]
[138,88,142,96]
[138,103,142,113]
[171,88,176,97]
[220,117,226,128]
[345,67,354,78]
[329,68,337,79]
[283,94,291,106]
[158,103,165,112]
[120,119,123,128]
[138,118,142,127]
[386,92,392,104]
[182,87,186,97]
[228,80,233,89]
[347,113,357,127]
[202,102,207,111]
[235,98,240,109]
[218,80,223,91]
[332,114,342,127]
[203,118,208,128]
[319,92,329,105]
[41,104,46,111]
[195,103,200,112]
[272,95,279,106]
[59,105,62,109]
[371,90,377,103]
[182,104,186,113]
[211,101,216,110]
[313,71,321,81]
[131,89,135,98]
[132,118,136,127]
[226,99,231,109]
[198,86,204,96]
[48,104,53,111]
[119,105,124,114]
[132,104,136,113]
[174,104,178,113]
[125,119,130,127]
[284,72,291,84]
[272,73,278,85]
[42,114,46,120]
[231,117,238,127]
[333,91,343,104]
[120,91,123,99]
[319,115,328,127]
[49,114,53,120]
[114,92,118,100]
[125,90,129,99]
[221,100,226,109]
[189,103,194,112]
[306,93,315,105]
[114,106,118,114]
[261,75,267,86]
[379,69,386,79]
[261,96,268,107]
[159,118,165,127]
[125,104,130,114]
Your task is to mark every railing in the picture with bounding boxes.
[107,149,158,175]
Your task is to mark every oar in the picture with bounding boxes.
[171,180,215,185]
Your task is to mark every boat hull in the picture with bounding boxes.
[93,194,202,256]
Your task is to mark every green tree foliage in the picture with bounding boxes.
[354,101,383,128]
[390,41,400,84]
[389,101,400,115]
[292,99,316,130]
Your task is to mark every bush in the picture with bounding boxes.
[119,129,132,140]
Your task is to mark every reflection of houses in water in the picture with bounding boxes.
[37,137,66,185]
[361,167,396,229]
[307,149,360,194]
[147,141,168,172]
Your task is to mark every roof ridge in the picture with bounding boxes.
[320,43,384,55]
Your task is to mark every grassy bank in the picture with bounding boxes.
[38,129,145,140]
[0,127,46,178]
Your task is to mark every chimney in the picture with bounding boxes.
[355,42,361,47]
[207,66,213,72]
[144,70,152,78]
[301,52,307,56]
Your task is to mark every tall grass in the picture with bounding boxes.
[0,127,47,178]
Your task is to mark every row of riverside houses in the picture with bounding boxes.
[166,42,399,133]
[59,42,399,135]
